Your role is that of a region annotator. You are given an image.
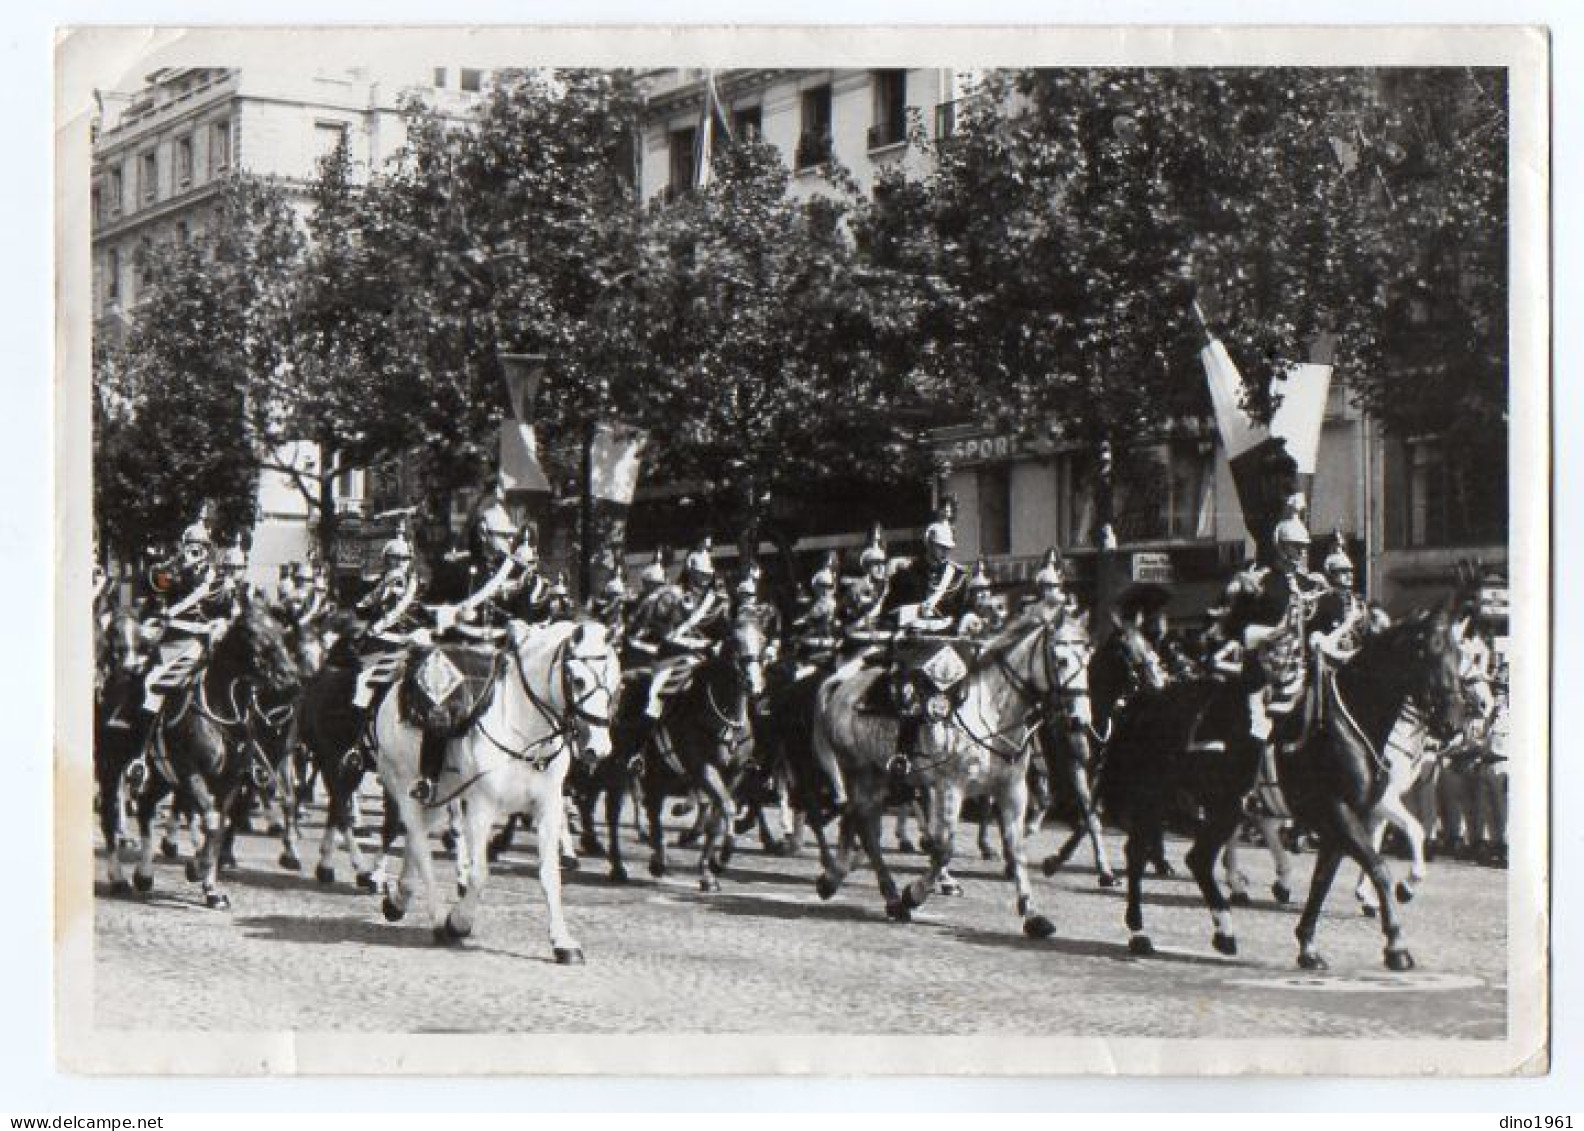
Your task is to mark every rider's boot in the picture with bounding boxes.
[410,732,447,803]
[888,716,919,805]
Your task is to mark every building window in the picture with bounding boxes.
[868,69,908,150]
[976,465,1012,557]
[176,220,191,244]
[139,151,158,205]
[459,68,484,93]
[105,247,120,304]
[176,134,194,188]
[935,99,959,140]
[90,187,101,225]
[211,119,232,173]
[732,104,762,141]
[1165,441,1216,541]
[796,84,833,170]
[314,121,349,163]
[433,67,448,88]
[1395,437,1508,549]
[668,126,697,196]
[107,167,123,216]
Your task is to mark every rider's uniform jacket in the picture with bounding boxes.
[883,557,968,628]
[357,569,421,648]
[791,594,842,664]
[624,585,681,665]
[154,564,229,635]
[955,604,1004,641]
[840,574,890,636]
[1308,585,1370,655]
[665,582,730,653]
[501,570,555,626]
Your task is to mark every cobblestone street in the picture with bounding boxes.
[93,796,1508,1039]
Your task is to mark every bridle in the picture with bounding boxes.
[472,625,617,773]
[941,621,1092,767]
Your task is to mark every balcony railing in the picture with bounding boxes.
[795,129,832,171]
[867,119,907,151]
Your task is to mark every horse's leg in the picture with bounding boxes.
[187,774,231,910]
[976,803,997,860]
[1353,810,1391,914]
[488,812,518,862]
[854,799,907,921]
[1000,771,1055,939]
[1062,741,1115,887]
[441,795,493,943]
[1185,800,1245,957]
[558,797,581,871]
[1333,801,1416,970]
[313,775,341,884]
[101,755,130,891]
[1222,832,1252,906]
[904,780,959,913]
[695,761,734,892]
[1295,840,1343,970]
[392,794,445,931]
[577,780,605,859]
[645,779,669,879]
[1258,814,1295,904]
[131,777,172,893]
[452,802,474,900]
[602,767,629,882]
[1123,821,1154,956]
[276,757,302,872]
[815,808,857,900]
[1380,791,1429,901]
[534,781,584,964]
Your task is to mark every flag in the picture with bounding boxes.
[1200,336,1333,562]
[695,70,729,190]
[497,352,551,496]
[589,422,648,505]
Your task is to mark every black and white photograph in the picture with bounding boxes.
[54,25,1549,1076]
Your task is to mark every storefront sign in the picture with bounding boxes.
[1131,551,1175,583]
[941,432,1021,466]
[1478,584,1509,621]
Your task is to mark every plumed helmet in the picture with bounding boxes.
[382,530,413,565]
[549,571,569,598]
[180,519,212,548]
[1035,547,1066,588]
[641,547,667,586]
[1274,516,1312,547]
[1324,531,1354,576]
[511,520,540,567]
[924,521,956,550]
[220,545,246,570]
[810,567,835,592]
[860,523,887,567]
[685,537,715,577]
[967,559,991,592]
[292,561,313,580]
[603,575,627,599]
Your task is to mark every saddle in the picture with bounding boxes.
[858,638,971,715]
[398,642,503,739]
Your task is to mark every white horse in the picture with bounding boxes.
[374,619,619,963]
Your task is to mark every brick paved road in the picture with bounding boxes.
[93,794,1506,1038]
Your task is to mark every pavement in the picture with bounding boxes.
[93,794,1507,1038]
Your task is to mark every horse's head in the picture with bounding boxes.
[553,620,620,765]
[723,615,768,702]
[1453,617,1498,719]
[1041,617,1094,729]
[214,599,301,703]
[1112,618,1166,694]
[1369,608,1466,741]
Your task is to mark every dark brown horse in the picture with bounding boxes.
[105,599,301,908]
[598,617,768,890]
[95,609,152,857]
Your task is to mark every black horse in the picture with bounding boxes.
[596,617,769,890]
[95,609,151,859]
[1284,610,1464,971]
[107,599,301,908]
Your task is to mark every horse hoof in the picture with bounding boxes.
[108,879,132,897]
[1213,931,1239,957]
[1230,891,1252,908]
[1361,902,1379,919]
[560,854,580,872]
[1128,935,1156,957]
[938,880,964,898]
[815,874,838,901]
[1385,948,1416,972]
[184,861,201,883]
[456,882,468,900]
[707,856,725,877]
[609,863,629,884]
[133,872,153,894]
[1155,862,1177,879]
[205,891,231,911]
[381,895,406,923]
[647,859,665,879]
[553,947,586,966]
[1298,951,1329,971]
[897,838,918,855]
[279,851,302,872]
[355,871,377,892]
[220,852,238,873]
[1396,881,1415,904]
[432,925,465,947]
[1041,856,1061,878]
[885,898,912,923]
[443,913,472,941]
[676,830,701,849]
[579,835,605,859]
[1098,872,1119,889]
[440,831,458,852]
[902,884,924,911]
[1002,862,1016,880]
[1272,882,1292,905]
[699,875,720,894]
[267,822,286,837]
[486,844,503,864]
[979,846,996,861]
[314,864,336,885]
[1023,914,1057,940]
[159,838,179,860]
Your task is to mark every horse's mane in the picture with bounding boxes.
[973,611,1065,669]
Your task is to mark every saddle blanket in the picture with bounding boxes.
[143,641,204,709]
[399,643,501,739]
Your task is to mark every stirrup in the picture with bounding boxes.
[124,759,148,793]
[409,777,436,803]
[886,752,912,778]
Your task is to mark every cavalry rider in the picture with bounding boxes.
[790,553,843,669]
[545,572,576,623]
[456,517,552,630]
[354,522,422,653]
[627,538,732,752]
[1025,548,1072,624]
[128,514,234,782]
[955,560,1004,640]
[839,525,892,641]
[591,573,629,643]
[216,541,255,613]
[735,561,782,645]
[1213,494,1328,783]
[879,514,970,782]
[1308,533,1374,663]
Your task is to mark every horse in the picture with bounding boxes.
[373,619,619,961]
[94,609,153,856]
[1285,610,1466,970]
[1349,615,1496,914]
[105,600,302,909]
[597,617,768,889]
